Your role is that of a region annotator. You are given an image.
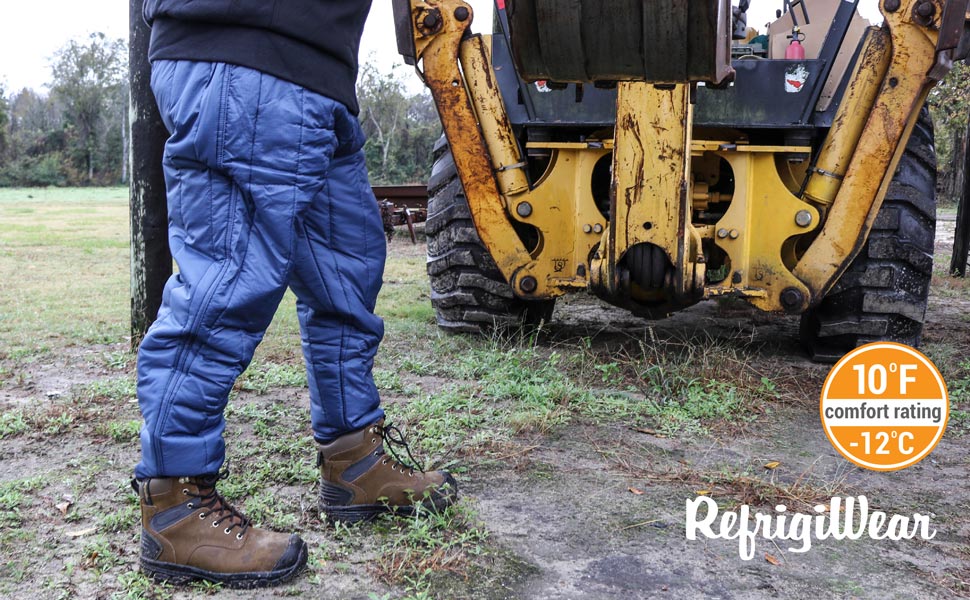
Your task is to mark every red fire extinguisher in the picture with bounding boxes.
[786,27,806,60]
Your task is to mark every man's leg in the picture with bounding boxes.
[289,104,457,523]
[134,60,340,586]
[288,120,386,442]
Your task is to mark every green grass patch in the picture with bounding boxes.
[0,410,29,438]
[235,361,307,394]
[0,187,130,354]
[372,502,489,599]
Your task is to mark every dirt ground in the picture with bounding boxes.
[1,213,968,600]
[464,219,970,600]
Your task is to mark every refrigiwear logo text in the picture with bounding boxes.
[685,495,936,560]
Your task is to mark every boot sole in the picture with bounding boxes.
[140,539,308,589]
[321,493,456,524]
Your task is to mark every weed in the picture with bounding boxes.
[0,488,25,528]
[103,350,134,370]
[44,412,75,435]
[188,579,224,594]
[76,377,137,403]
[594,361,623,385]
[81,537,125,573]
[99,503,138,534]
[113,571,173,600]
[374,368,419,396]
[372,502,489,598]
[630,334,772,435]
[105,420,142,444]
[0,410,28,438]
[242,490,300,530]
[235,361,307,394]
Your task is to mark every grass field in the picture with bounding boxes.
[1,187,969,599]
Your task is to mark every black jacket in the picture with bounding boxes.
[143,0,373,114]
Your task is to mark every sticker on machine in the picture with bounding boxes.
[785,64,809,93]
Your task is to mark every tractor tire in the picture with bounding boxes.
[425,140,555,333]
[800,108,937,363]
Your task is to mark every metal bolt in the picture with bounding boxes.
[593,223,604,234]
[583,224,592,234]
[732,271,742,284]
[795,210,813,228]
[454,6,470,21]
[729,229,740,239]
[422,12,440,28]
[885,0,900,11]
[889,77,899,88]
[520,276,538,294]
[717,228,729,239]
[516,201,533,218]
[916,1,936,18]
[780,287,804,312]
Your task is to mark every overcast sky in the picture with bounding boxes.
[0,1,881,94]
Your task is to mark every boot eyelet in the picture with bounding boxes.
[236,533,243,540]
[382,460,388,465]
[182,489,189,495]
[225,527,232,534]
[187,503,194,509]
[371,438,377,444]
[212,521,220,527]
[199,512,207,519]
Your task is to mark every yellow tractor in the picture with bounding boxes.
[393,0,970,360]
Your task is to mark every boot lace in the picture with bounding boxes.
[184,471,252,539]
[375,422,424,476]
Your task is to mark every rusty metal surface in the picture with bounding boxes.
[378,199,426,244]
[459,35,530,197]
[409,0,536,285]
[590,83,703,307]
[506,0,733,85]
[793,0,958,301]
[372,184,428,210]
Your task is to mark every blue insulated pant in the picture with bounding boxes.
[135,60,386,479]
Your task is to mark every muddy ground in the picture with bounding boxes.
[1,215,968,600]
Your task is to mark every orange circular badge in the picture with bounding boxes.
[820,342,949,471]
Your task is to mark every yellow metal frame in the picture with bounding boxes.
[589,83,704,304]
[705,148,819,310]
[795,0,959,298]
[404,0,966,313]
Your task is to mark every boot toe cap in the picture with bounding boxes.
[272,534,309,573]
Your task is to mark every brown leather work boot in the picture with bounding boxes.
[133,474,307,588]
[317,420,458,523]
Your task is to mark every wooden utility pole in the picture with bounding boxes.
[951,114,970,277]
[129,0,171,345]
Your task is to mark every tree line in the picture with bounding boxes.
[0,33,127,187]
[1,31,968,194]
[0,34,441,188]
